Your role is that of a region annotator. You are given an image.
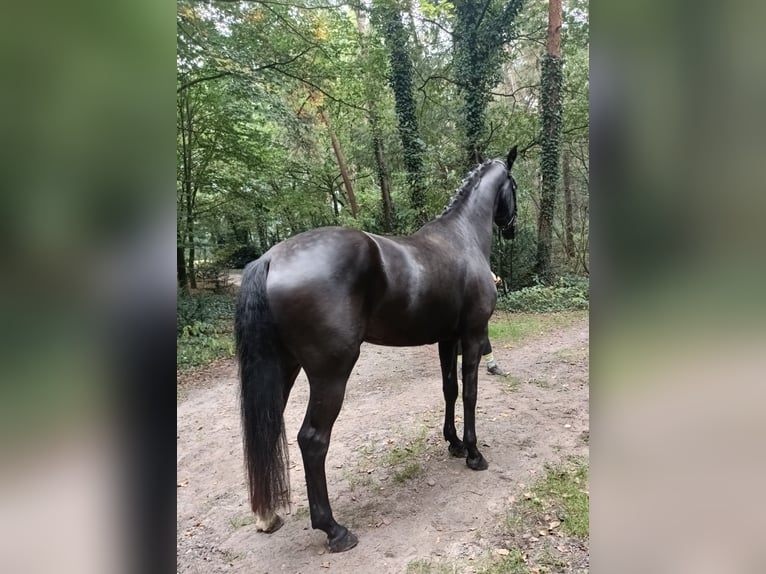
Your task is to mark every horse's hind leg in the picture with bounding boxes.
[298,357,359,553]
[438,340,467,457]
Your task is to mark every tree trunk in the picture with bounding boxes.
[563,148,575,259]
[177,243,189,293]
[373,123,393,231]
[319,108,358,218]
[356,8,393,232]
[534,0,563,284]
[187,226,197,290]
[372,0,427,226]
[453,0,524,169]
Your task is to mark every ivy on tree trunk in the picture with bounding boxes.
[372,0,427,226]
[535,0,563,284]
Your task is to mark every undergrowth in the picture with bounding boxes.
[177,291,236,370]
[496,277,588,313]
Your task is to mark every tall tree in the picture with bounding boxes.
[534,0,563,283]
[356,6,394,231]
[562,147,575,258]
[453,0,524,166]
[372,0,428,226]
[318,106,359,218]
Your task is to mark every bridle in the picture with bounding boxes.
[496,173,517,236]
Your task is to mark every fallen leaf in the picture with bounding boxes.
[549,520,561,529]
[495,548,510,556]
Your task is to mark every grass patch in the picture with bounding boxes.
[385,427,428,483]
[502,374,523,392]
[393,460,423,482]
[508,457,589,539]
[405,559,459,574]
[488,311,587,346]
[229,513,255,529]
[478,548,528,574]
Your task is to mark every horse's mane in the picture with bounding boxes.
[437,160,498,218]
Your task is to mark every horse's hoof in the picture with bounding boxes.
[327,528,359,553]
[466,454,489,471]
[448,443,467,458]
[256,514,284,533]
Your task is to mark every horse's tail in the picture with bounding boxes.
[235,257,290,516]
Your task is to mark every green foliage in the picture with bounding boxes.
[214,243,261,270]
[177,292,236,370]
[492,225,538,290]
[372,0,427,224]
[536,54,565,283]
[496,277,589,313]
[176,0,589,288]
[453,0,524,163]
[177,326,234,370]
[177,292,235,335]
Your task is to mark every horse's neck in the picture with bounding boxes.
[424,165,503,257]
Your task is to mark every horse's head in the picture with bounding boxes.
[494,145,519,239]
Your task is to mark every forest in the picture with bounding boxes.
[177,0,589,297]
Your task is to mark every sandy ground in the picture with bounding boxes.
[177,316,589,573]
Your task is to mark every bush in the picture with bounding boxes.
[496,277,589,313]
[177,292,236,335]
[216,243,261,269]
[177,292,237,370]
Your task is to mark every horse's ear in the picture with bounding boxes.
[507,145,518,170]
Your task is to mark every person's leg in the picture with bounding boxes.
[481,338,508,376]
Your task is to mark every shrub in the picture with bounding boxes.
[177,292,236,370]
[496,277,589,313]
[177,292,236,334]
[217,243,261,269]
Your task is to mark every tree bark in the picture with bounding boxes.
[357,7,393,232]
[187,228,197,289]
[534,0,563,284]
[372,0,427,226]
[563,148,575,259]
[177,243,189,292]
[319,108,359,218]
[373,123,393,231]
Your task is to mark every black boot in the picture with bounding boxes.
[487,363,508,376]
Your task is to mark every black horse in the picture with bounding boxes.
[235,147,519,552]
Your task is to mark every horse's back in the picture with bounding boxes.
[260,227,383,359]
[360,232,494,346]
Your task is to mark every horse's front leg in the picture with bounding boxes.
[460,336,489,471]
[438,339,467,457]
[299,374,359,553]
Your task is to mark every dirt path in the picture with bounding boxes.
[177,317,589,573]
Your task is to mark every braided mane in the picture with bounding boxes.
[438,160,499,218]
